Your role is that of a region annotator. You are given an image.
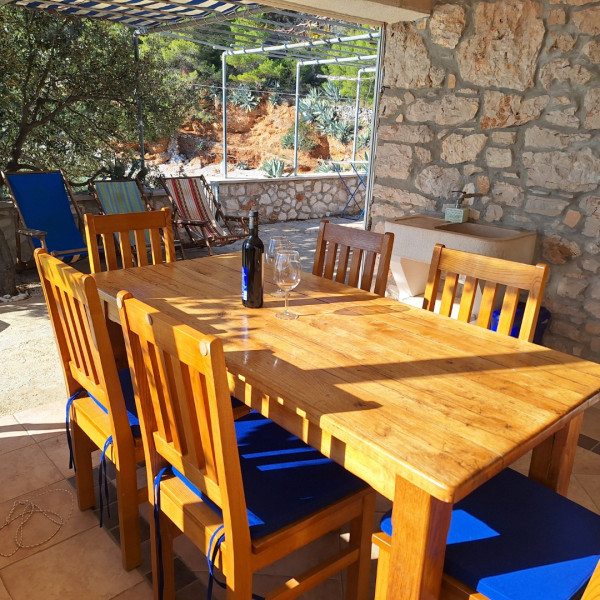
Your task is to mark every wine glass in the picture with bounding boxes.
[266,236,291,297]
[274,250,302,320]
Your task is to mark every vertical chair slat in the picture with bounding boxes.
[476,281,499,329]
[440,272,459,317]
[348,248,363,288]
[496,286,521,337]
[361,251,377,292]
[457,276,478,323]
[324,243,338,280]
[336,245,351,284]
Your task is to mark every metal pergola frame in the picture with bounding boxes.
[135,5,382,180]
[2,0,382,215]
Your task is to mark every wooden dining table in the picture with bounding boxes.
[91,253,600,600]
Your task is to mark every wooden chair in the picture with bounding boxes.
[84,208,176,274]
[160,175,249,256]
[2,170,88,268]
[373,244,552,599]
[374,468,600,600]
[422,243,549,342]
[34,248,145,571]
[117,291,376,600]
[312,219,394,296]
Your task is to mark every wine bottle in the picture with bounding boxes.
[241,210,264,308]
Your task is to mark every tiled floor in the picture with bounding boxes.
[0,398,390,600]
[2,399,600,599]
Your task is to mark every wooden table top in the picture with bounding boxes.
[92,253,600,504]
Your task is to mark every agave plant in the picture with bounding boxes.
[280,123,317,151]
[268,81,284,106]
[315,160,336,173]
[332,120,354,144]
[261,157,287,178]
[321,81,342,104]
[357,128,371,150]
[229,85,259,112]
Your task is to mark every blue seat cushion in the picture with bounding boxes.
[88,368,141,438]
[172,411,367,540]
[380,468,600,600]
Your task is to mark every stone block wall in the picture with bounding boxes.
[371,0,600,360]
[214,174,364,222]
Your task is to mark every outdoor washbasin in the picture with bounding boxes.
[434,221,529,238]
[384,215,537,300]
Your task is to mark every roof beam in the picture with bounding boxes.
[254,0,431,25]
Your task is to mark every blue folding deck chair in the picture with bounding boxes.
[2,170,88,268]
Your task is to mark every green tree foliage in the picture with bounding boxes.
[320,31,378,103]
[152,36,221,86]
[0,6,192,180]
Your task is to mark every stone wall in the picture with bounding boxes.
[371,0,600,360]
[214,173,364,222]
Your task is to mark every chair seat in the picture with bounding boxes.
[172,411,368,540]
[88,368,140,437]
[381,468,600,600]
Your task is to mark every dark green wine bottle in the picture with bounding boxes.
[241,210,264,308]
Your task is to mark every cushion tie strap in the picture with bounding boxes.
[98,436,113,527]
[65,388,85,470]
[205,525,263,600]
[153,466,173,600]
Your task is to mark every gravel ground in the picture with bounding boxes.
[0,216,362,417]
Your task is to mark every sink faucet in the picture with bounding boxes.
[451,190,483,207]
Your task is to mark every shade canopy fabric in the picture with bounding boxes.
[0,0,251,31]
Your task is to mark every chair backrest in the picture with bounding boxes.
[84,208,176,273]
[117,292,251,550]
[90,179,149,215]
[312,219,394,296]
[423,243,549,343]
[34,248,133,444]
[2,170,87,259]
[160,175,227,238]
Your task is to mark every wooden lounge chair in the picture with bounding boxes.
[34,248,145,571]
[117,290,376,600]
[2,170,87,268]
[84,208,176,273]
[160,175,248,255]
[372,244,552,599]
[312,219,394,296]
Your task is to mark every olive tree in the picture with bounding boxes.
[0,6,193,293]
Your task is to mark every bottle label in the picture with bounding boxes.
[242,266,248,301]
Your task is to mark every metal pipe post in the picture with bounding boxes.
[133,32,145,170]
[293,62,301,176]
[221,52,228,178]
[352,69,364,162]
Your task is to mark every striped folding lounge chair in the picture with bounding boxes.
[160,175,248,255]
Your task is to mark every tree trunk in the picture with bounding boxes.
[0,227,17,297]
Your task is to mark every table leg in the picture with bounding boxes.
[529,412,583,495]
[383,475,453,600]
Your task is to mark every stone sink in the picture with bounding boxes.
[384,215,537,300]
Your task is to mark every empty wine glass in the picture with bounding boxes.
[266,236,291,297]
[274,250,302,320]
